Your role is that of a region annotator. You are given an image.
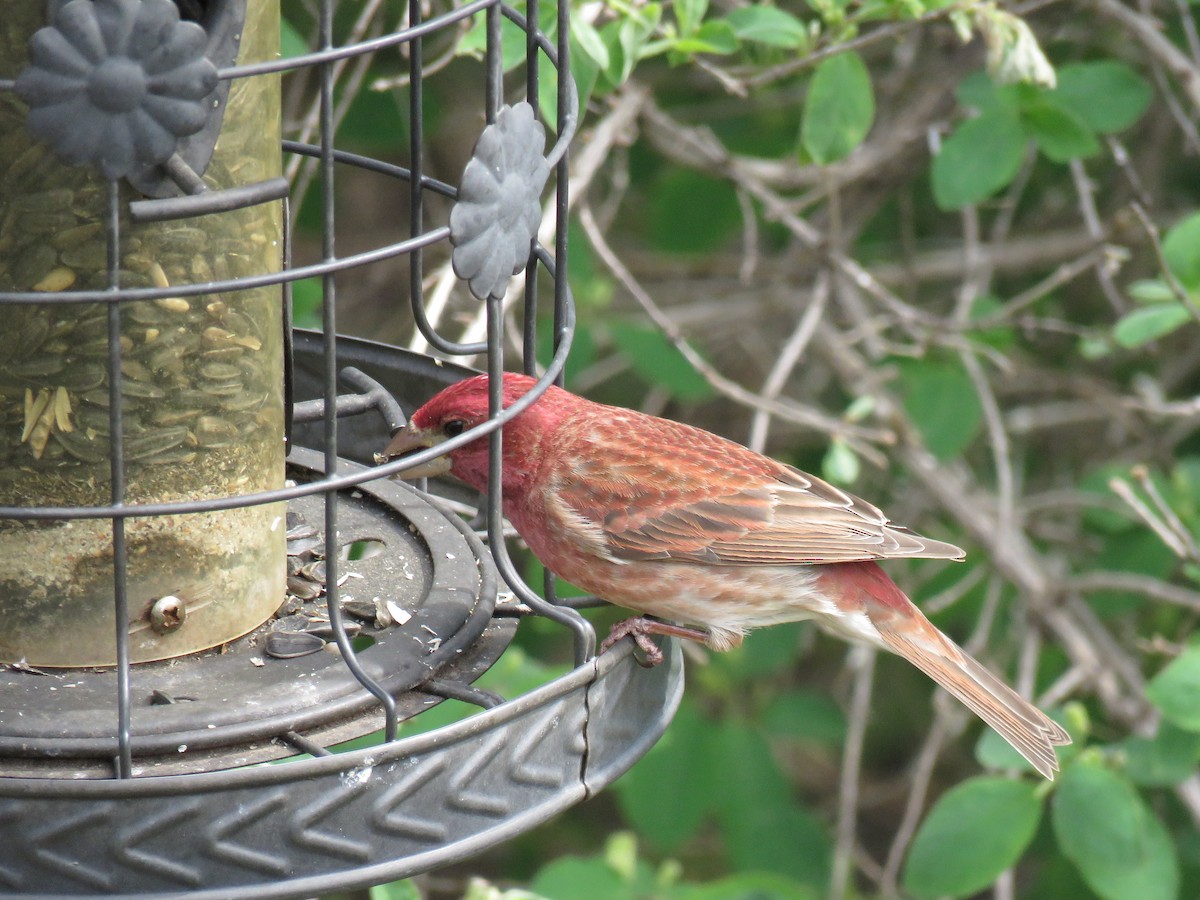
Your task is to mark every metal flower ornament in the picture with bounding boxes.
[16,0,218,181]
[450,102,551,302]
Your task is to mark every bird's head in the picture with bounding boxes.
[379,372,572,496]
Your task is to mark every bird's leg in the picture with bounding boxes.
[600,616,711,667]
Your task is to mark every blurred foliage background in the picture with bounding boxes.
[284,0,1200,896]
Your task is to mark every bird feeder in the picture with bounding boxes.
[0,0,682,896]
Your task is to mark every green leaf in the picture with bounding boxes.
[1121,722,1200,786]
[568,33,600,112]
[1128,278,1179,304]
[1023,101,1101,162]
[571,17,610,71]
[976,725,1037,774]
[536,52,560,130]
[969,294,1016,349]
[609,322,714,401]
[1173,455,1200,522]
[1087,532,1177,616]
[822,438,860,485]
[671,20,739,55]
[725,5,809,48]
[801,51,875,164]
[1052,61,1152,134]
[646,168,741,254]
[280,16,308,58]
[932,110,1027,209]
[763,690,847,746]
[713,723,832,887]
[369,879,422,900]
[673,872,820,900]
[458,14,530,71]
[709,622,807,680]
[897,361,983,461]
[291,276,323,329]
[956,70,1022,114]
[529,856,635,900]
[903,777,1042,899]
[1052,760,1180,900]
[977,706,1078,773]
[1113,303,1191,348]
[675,0,709,35]
[598,20,628,89]
[536,318,596,386]
[615,702,718,850]
[598,6,661,89]
[1163,211,1200,292]
[1079,334,1113,360]
[1146,646,1200,732]
[1078,464,1141,533]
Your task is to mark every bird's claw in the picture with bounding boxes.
[600,616,713,667]
[600,619,667,667]
[630,632,665,667]
[600,617,667,666]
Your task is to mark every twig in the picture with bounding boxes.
[1093,0,1200,112]
[1038,665,1090,710]
[978,246,1111,327]
[962,350,1016,536]
[832,646,877,900]
[735,188,760,284]
[1068,158,1126,314]
[747,273,830,452]
[744,5,961,88]
[1131,465,1200,559]
[1108,475,1194,559]
[1069,572,1200,612]
[879,714,956,896]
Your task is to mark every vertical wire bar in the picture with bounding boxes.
[553,0,571,381]
[525,0,539,105]
[521,0,540,375]
[282,195,295,451]
[485,296,595,665]
[544,0,574,608]
[408,0,425,348]
[319,0,338,651]
[105,178,133,779]
[485,0,501,122]
[318,0,398,740]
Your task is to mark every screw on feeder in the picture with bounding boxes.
[148,595,187,634]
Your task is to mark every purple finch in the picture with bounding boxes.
[383,373,1070,778]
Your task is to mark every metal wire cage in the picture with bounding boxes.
[0,0,682,896]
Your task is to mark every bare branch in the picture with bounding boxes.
[831,647,877,900]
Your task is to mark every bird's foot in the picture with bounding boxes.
[600,617,711,668]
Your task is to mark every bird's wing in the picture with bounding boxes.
[553,412,965,566]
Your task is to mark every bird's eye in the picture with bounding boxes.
[443,419,466,437]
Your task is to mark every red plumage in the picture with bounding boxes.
[384,373,1071,778]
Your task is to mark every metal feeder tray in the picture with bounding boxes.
[0,338,685,899]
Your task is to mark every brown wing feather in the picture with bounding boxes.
[551,408,965,566]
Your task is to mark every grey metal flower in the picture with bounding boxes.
[450,102,550,302]
[16,0,218,181]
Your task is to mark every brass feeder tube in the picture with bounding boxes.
[0,2,286,666]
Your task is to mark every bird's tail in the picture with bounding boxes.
[878,626,1071,779]
[829,561,1072,779]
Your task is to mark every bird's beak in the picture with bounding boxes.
[376,424,453,479]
